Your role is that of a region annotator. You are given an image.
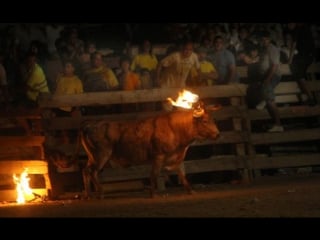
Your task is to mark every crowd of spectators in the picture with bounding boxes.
[0,23,319,133]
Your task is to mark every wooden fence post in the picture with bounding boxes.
[230,96,250,183]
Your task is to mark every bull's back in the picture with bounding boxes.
[111,118,156,166]
[115,111,194,160]
[80,110,195,167]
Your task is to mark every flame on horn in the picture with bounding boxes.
[167,89,199,109]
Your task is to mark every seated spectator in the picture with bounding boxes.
[235,26,254,54]
[27,40,48,67]
[196,47,218,86]
[130,40,158,74]
[210,36,238,84]
[77,41,97,77]
[19,53,50,135]
[130,40,157,89]
[118,57,141,112]
[139,68,153,89]
[83,52,119,92]
[45,23,64,55]
[280,32,297,64]
[67,27,84,56]
[23,53,50,106]
[43,52,64,92]
[54,61,83,143]
[118,57,141,91]
[54,61,83,112]
[139,67,157,111]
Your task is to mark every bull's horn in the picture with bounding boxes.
[205,104,222,111]
[193,107,204,118]
[163,99,174,112]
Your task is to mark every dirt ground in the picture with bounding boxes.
[1,173,320,217]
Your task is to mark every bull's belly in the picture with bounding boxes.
[108,151,150,168]
[162,152,185,171]
[107,150,185,170]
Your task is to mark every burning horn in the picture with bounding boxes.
[193,107,204,118]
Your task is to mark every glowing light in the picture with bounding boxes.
[167,89,199,109]
[13,168,33,204]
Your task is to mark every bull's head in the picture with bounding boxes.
[192,102,220,140]
[166,89,220,140]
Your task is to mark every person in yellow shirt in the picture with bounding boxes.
[18,53,49,135]
[131,40,158,72]
[54,61,83,143]
[196,47,219,86]
[54,61,83,113]
[24,53,50,104]
[131,40,157,88]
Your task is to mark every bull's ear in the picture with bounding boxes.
[205,104,222,112]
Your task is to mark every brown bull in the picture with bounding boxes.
[75,106,219,198]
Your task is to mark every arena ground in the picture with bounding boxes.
[1,172,320,217]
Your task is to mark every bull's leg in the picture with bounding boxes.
[170,149,194,195]
[82,166,92,199]
[83,165,103,199]
[90,149,113,199]
[150,166,160,198]
[176,166,194,195]
[90,168,103,199]
[150,156,164,198]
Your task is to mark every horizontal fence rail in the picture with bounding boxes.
[33,63,320,193]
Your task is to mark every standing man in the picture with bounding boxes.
[288,23,316,105]
[156,41,200,88]
[256,31,283,132]
[210,36,238,84]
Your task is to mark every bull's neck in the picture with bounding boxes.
[170,110,196,145]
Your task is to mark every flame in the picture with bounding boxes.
[13,168,33,204]
[167,89,199,109]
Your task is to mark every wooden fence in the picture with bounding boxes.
[37,63,320,195]
[0,134,51,202]
[0,106,51,201]
[1,62,319,199]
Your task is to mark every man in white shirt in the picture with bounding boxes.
[156,41,200,88]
